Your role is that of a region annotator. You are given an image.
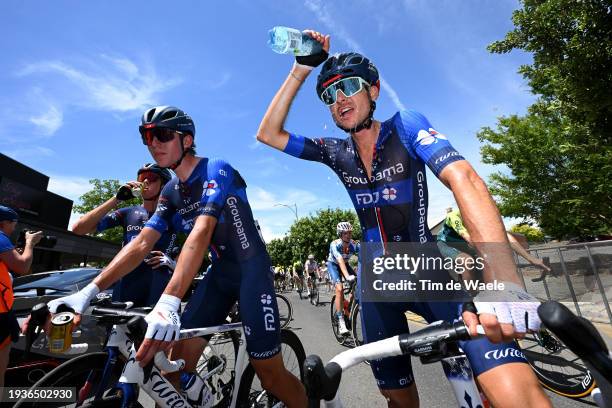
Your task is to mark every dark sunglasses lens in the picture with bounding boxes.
[140,128,176,145]
[138,172,160,182]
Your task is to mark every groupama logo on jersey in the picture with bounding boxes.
[416,128,447,146]
[203,180,218,196]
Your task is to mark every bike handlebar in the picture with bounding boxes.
[304,320,475,406]
[538,301,611,406]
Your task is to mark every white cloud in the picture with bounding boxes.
[29,104,63,135]
[18,55,182,114]
[304,0,406,111]
[47,174,92,203]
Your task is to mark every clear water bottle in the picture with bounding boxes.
[268,26,323,56]
[180,372,213,408]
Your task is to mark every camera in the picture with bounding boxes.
[17,229,57,249]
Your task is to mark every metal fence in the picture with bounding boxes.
[515,240,612,326]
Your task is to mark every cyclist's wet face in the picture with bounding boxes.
[329,84,378,130]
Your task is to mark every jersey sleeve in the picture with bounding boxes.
[145,183,177,234]
[197,159,235,219]
[0,233,14,254]
[284,133,339,166]
[397,110,465,176]
[96,208,126,232]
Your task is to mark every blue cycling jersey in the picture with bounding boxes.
[145,158,267,262]
[284,110,465,246]
[97,206,176,253]
[327,238,360,264]
[96,205,177,306]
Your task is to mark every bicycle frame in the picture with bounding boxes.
[62,318,249,408]
[115,321,248,408]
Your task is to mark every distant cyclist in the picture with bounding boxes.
[72,164,177,306]
[437,207,551,282]
[292,259,305,295]
[304,254,319,297]
[45,106,307,407]
[327,222,359,335]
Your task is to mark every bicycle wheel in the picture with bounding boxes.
[309,283,319,306]
[518,328,596,399]
[198,330,240,407]
[13,351,128,408]
[350,302,363,346]
[276,293,293,329]
[235,329,306,407]
[329,295,344,344]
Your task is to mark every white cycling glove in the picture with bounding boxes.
[155,253,177,271]
[144,294,181,342]
[48,282,100,314]
[346,275,356,282]
[473,282,541,333]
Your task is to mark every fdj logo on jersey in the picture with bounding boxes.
[203,180,218,197]
[260,294,275,331]
[416,128,447,146]
[356,188,398,205]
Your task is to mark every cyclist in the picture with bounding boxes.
[327,222,359,335]
[304,254,319,297]
[292,259,305,295]
[0,206,42,388]
[44,106,307,407]
[72,163,177,306]
[437,207,551,282]
[256,31,550,407]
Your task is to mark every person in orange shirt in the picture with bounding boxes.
[0,205,41,388]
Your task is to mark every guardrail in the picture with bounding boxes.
[515,240,612,326]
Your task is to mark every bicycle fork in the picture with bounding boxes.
[441,355,488,408]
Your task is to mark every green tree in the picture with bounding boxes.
[72,179,141,244]
[288,208,361,264]
[267,236,293,268]
[478,0,612,239]
[510,223,545,242]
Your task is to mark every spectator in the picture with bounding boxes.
[0,205,42,388]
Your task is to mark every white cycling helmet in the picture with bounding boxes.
[308,254,315,260]
[336,221,353,236]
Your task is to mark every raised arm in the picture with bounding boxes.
[256,31,330,151]
[71,197,119,235]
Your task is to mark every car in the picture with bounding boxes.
[7,268,111,387]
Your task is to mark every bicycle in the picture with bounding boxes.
[306,301,612,408]
[306,274,319,306]
[15,300,306,408]
[518,260,597,400]
[306,319,490,407]
[537,301,611,407]
[329,279,359,346]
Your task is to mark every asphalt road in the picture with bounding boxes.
[284,285,591,407]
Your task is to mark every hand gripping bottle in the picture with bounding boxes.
[268,26,323,56]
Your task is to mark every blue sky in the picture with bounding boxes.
[0,0,535,240]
